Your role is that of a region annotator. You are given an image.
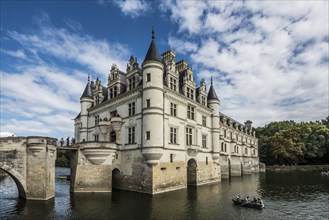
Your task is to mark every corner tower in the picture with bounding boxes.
[141,29,164,165]
[207,77,220,161]
[79,76,94,142]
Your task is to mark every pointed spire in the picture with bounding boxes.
[207,76,219,101]
[143,27,162,63]
[80,75,93,99]
[152,26,155,40]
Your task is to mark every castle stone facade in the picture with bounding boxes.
[73,31,259,194]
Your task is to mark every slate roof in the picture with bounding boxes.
[207,78,219,101]
[143,29,162,63]
[80,81,93,99]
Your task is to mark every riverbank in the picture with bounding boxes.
[266,164,329,171]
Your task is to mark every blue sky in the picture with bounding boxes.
[1,0,328,138]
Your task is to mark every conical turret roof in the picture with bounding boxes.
[80,76,93,99]
[143,28,162,63]
[207,77,219,101]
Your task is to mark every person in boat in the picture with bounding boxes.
[253,197,257,204]
[257,198,263,205]
[244,196,250,203]
[236,194,241,201]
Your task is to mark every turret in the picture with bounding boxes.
[207,77,220,160]
[79,76,94,142]
[141,29,164,165]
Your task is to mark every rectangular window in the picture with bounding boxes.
[128,102,135,116]
[191,89,194,100]
[146,99,150,108]
[186,127,193,145]
[170,127,177,144]
[202,96,206,106]
[206,157,208,165]
[129,77,136,90]
[114,86,117,97]
[224,129,227,138]
[94,134,99,142]
[202,116,206,126]
[173,79,177,91]
[202,135,207,148]
[95,115,99,126]
[187,105,195,120]
[95,95,99,105]
[146,73,151,82]
[146,131,150,140]
[186,87,190,98]
[128,127,135,144]
[170,103,177,116]
[110,88,113,99]
[245,148,248,155]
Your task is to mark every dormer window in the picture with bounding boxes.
[129,77,135,90]
[95,95,100,105]
[170,77,176,91]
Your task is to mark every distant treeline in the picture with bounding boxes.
[256,117,329,165]
[56,150,70,167]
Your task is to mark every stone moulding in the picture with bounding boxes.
[28,146,44,156]
[81,148,115,165]
[142,147,163,166]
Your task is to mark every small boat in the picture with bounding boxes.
[232,198,265,209]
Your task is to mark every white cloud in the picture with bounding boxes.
[112,0,150,18]
[1,14,132,138]
[168,36,198,55]
[162,0,329,126]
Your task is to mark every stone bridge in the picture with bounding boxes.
[0,136,57,200]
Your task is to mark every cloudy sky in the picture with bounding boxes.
[1,0,328,138]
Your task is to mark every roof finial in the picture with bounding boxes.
[211,76,213,85]
[152,26,155,40]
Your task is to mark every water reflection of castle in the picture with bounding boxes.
[73,30,259,194]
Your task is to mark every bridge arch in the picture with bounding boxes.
[0,167,26,199]
[112,168,121,189]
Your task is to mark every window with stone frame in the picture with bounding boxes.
[146,73,151,82]
[202,116,207,126]
[146,99,150,108]
[170,103,177,116]
[170,77,177,91]
[110,88,113,99]
[190,89,194,100]
[170,127,177,144]
[128,127,135,144]
[221,142,225,152]
[146,131,150,140]
[186,127,193,145]
[94,115,100,126]
[128,102,135,116]
[245,147,248,155]
[201,96,206,106]
[129,77,136,90]
[94,134,99,142]
[95,95,100,105]
[186,87,190,98]
[114,86,117,97]
[202,135,207,148]
[187,105,195,120]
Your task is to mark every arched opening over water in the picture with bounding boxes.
[227,158,231,178]
[187,159,197,186]
[112,168,121,189]
[110,131,116,143]
[0,168,26,199]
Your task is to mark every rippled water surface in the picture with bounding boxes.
[1,168,328,220]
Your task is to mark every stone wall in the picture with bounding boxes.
[153,161,186,193]
[196,161,221,185]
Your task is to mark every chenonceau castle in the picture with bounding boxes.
[71,31,259,194]
[0,31,259,199]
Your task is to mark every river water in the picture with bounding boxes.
[0,168,328,220]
